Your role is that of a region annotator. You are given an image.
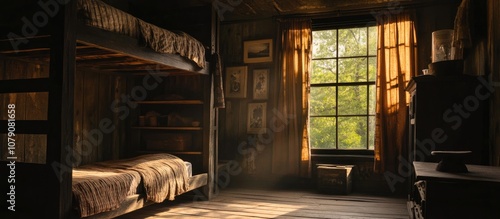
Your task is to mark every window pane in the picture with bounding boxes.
[369,116,375,150]
[311,59,337,84]
[310,117,336,149]
[310,87,336,115]
[369,85,376,114]
[369,57,377,81]
[338,27,367,57]
[338,58,367,82]
[338,116,367,149]
[338,86,367,115]
[313,30,337,59]
[369,26,378,56]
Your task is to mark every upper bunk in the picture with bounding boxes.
[0,0,210,75]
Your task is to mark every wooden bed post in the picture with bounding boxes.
[202,6,219,200]
[46,0,76,218]
[203,71,215,200]
[210,6,220,199]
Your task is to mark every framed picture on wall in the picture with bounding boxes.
[247,102,267,134]
[252,68,269,100]
[225,66,248,98]
[243,39,273,63]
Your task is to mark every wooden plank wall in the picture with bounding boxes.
[218,18,388,192]
[217,2,467,192]
[488,0,500,166]
[24,63,49,163]
[0,57,128,165]
[113,75,127,160]
[73,68,128,166]
[415,1,461,73]
[441,0,496,165]
[0,59,48,163]
[219,19,276,178]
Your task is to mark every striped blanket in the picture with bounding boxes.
[72,153,189,217]
[76,0,206,68]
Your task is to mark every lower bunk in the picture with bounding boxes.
[71,153,208,219]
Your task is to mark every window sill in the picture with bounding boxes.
[311,154,374,160]
[311,149,374,159]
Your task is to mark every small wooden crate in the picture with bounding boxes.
[317,164,354,194]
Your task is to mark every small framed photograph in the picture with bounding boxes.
[225,66,248,98]
[252,69,269,100]
[247,102,267,134]
[243,39,273,63]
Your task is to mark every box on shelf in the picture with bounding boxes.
[144,133,192,151]
[317,164,354,194]
[167,113,194,127]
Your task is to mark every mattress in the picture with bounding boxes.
[72,165,142,217]
[72,154,190,217]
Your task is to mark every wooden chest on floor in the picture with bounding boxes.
[317,164,354,194]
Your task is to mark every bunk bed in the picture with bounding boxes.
[1,0,209,75]
[0,0,216,218]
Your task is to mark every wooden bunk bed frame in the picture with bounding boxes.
[0,1,216,218]
[0,23,210,76]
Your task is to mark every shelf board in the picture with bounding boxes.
[136,150,202,155]
[135,100,204,104]
[131,126,202,130]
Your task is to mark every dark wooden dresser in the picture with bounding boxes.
[405,75,490,165]
[405,75,494,218]
[409,162,500,219]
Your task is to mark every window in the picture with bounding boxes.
[310,21,377,150]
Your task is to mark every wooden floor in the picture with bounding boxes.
[116,187,409,219]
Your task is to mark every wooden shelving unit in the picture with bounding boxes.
[128,74,215,191]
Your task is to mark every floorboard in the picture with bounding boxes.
[116,187,409,219]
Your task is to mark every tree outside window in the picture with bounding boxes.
[310,25,377,150]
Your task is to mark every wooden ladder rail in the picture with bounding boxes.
[0,1,76,218]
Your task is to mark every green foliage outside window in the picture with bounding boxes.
[310,26,377,150]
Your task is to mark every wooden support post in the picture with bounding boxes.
[203,74,215,200]
[46,0,77,218]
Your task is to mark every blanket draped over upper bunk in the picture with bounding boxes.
[72,153,189,218]
[77,0,206,69]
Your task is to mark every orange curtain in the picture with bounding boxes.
[374,12,417,173]
[272,18,312,178]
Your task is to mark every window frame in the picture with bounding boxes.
[310,15,377,153]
